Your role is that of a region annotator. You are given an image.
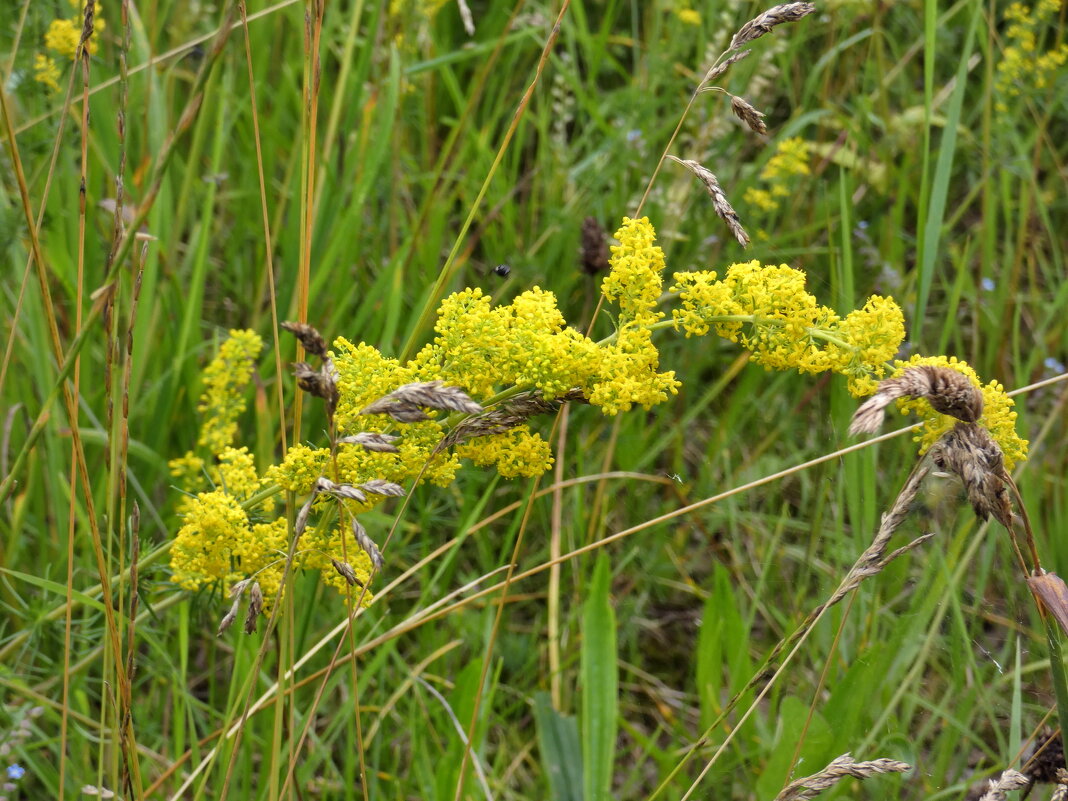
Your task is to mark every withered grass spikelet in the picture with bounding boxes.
[361,380,483,422]
[331,558,365,588]
[244,581,263,634]
[773,753,911,801]
[849,365,984,436]
[351,517,384,571]
[667,156,750,247]
[977,770,1029,801]
[703,49,752,83]
[337,432,401,453]
[280,321,329,358]
[929,423,1013,527]
[730,94,768,135]
[579,216,610,275]
[729,3,817,51]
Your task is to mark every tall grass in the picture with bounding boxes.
[1,1,1067,800]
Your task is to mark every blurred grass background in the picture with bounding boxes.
[1,0,1067,799]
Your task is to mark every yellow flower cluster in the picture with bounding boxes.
[670,261,905,395]
[891,355,1028,470]
[995,0,1068,112]
[169,330,375,607]
[455,427,554,479]
[196,329,263,454]
[34,0,106,93]
[743,137,811,213]
[170,215,1030,608]
[676,8,702,26]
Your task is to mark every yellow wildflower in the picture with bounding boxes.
[676,9,702,26]
[34,54,61,93]
[456,426,554,479]
[196,329,263,454]
[760,137,810,181]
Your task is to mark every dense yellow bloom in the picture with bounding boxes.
[196,329,263,453]
[43,2,105,60]
[34,54,61,93]
[995,0,1068,111]
[743,187,779,212]
[670,262,904,395]
[760,137,810,181]
[601,217,666,326]
[456,426,554,479]
[676,9,702,26]
[170,215,1028,611]
[890,355,1028,469]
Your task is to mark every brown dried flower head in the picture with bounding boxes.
[337,432,401,453]
[730,94,768,135]
[579,217,610,275]
[361,380,483,421]
[281,321,329,359]
[351,517,384,571]
[929,423,1013,527]
[730,3,817,51]
[667,156,750,247]
[849,366,984,436]
[331,558,365,588]
[244,582,264,634]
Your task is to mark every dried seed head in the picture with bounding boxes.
[292,362,339,408]
[774,753,911,801]
[667,157,749,247]
[244,582,263,634]
[361,381,483,419]
[730,94,768,135]
[729,3,817,51]
[331,558,365,587]
[437,388,587,452]
[281,321,329,359]
[337,432,401,453]
[703,49,752,83]
[579,217,610,275]
[849,366,984,435]
[217,597,241,636]
[977,770,1030,801]
[1027,575,1068,641]
[351,517,384,571]
[358,479,406,497]
[295,494,315,537]
[929,423,1013,527]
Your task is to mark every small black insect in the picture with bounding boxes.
[492,264,511,278]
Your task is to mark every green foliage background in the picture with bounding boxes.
[1,1,1067,799]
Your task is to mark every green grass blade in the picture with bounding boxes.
[581,554,617,801]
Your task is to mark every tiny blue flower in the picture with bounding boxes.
[1045,357,1066,373]
[6,764,25,781]
[981,277,996,291]
[626,129,643,143]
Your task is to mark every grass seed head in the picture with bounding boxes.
[351,517,384,571]
[703,49,752,83]
[579,216,610,275]
[929,423,1012,527]
[668,156,750,247]
[244,582,263,634]
[774,753,912,801]
[977,770,1030,801]
[281,321,329,359]
[730,3,817,51]
[730,94,768,135]
[850,365,985,435]
[337,431,401,453]
[330,558,364,587]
